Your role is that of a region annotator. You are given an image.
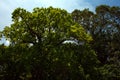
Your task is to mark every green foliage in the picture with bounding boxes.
[0,5,120,80]
[72,5,120,80]
[71,24,92,42]
[0,6,97,80]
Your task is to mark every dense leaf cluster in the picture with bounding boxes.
[0,5,120,80]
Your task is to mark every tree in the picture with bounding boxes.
[2,7,92,46]
[72,5,120,80]
[72,5,120,64]
[93,5,120,64]
[0,7,98,80]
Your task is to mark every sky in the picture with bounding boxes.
[0,0,120,45]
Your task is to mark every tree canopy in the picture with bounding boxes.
[0,5,120,80]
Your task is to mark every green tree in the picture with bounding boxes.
[72,5,120,64]
[0,7,98,80]
[72,5,120,80]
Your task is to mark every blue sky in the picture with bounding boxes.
[0,0,120,45]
